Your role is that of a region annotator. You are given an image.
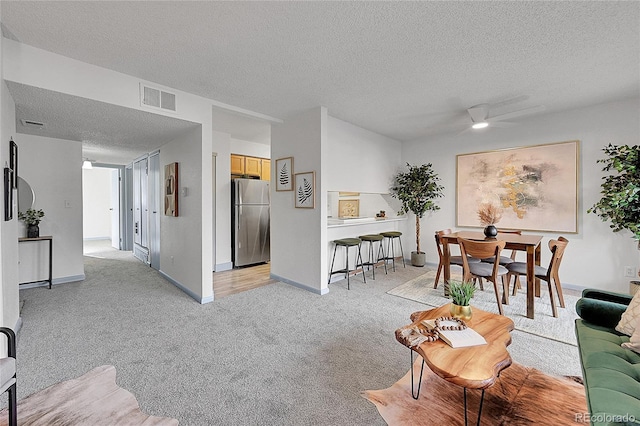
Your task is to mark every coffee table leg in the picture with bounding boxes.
[463,387,487,426]
[410,350,425,400]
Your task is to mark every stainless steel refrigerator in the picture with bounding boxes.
[232,178,270,267]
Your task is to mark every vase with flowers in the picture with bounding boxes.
[18,208,45,238]
[477,202,503,238]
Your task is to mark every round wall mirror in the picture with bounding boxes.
[17,177,35,212]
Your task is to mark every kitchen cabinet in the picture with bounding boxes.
[231,154,245,175]
[244,156,261,177]
[261,159,271,181]
[231,155,270,180]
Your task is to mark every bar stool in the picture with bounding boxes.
[358,234,387,280]
[328,238,366,290]
[381,231,405,272]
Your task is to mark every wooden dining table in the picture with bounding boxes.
[441,231,543,319]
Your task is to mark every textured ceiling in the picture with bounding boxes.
[1,1,639,159]
[6,82,200,164]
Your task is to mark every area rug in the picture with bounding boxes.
[363,358,587,425]
[0,365,178,426]
[387,270,579,345]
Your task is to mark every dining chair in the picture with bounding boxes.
[458,237,509,315]
[506,236,568,318]
[481,229,522,265]
[0,327,17,426]
[433,229,481,289]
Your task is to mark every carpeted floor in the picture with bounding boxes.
[387,269,579,345]
[13,245,582,425]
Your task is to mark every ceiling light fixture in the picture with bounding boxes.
[471,121,489,130]
[82,160,93,169]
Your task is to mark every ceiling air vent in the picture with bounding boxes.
[20,119,45,128]
[140,83,176,112]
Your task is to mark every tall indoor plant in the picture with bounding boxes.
[588,143,640,276]
[390,163,445,266]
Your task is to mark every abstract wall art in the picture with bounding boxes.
[164,162,179,216]
[456,140,579,233]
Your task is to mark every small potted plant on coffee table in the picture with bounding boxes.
[448,279,476,321]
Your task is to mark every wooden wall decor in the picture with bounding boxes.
[164,162,179,216]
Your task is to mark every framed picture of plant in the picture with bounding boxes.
[456,140,579,233]
[294,171,315,209]
[275,157,293,191]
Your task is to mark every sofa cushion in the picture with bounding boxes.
[576,319,640,425]
[622,317,640,354]
[616,290,640,336]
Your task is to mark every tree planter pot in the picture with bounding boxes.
[411,251,426,267]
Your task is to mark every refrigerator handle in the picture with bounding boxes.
[236,180,242,205]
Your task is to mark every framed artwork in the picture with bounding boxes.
[9,139,17,189]
[338,199,359,218]
[294,171,315,208]
[4,168,12,221]
[275,157,294,191]
[164,162,179,216]
[456,140,579,233]
[339,192,360,197]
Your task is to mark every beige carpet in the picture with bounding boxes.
[363,357,587,425]
[0,365,178,426]
[387,270,579,345]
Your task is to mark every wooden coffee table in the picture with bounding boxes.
[395,304,514,426]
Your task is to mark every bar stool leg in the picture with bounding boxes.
[367,240,375,280]
[345,245,350,290]
[357,243,366,283]
[377,239,388,274]
[397,236,406,268]
[387,236,396,272]
[328,244,338,285]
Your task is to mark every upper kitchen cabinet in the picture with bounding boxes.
[261,159,271,181]
[231,154,270,180]
[244,156,262,177]
[231,154,245,175]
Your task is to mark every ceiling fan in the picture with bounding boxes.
[465,102,546,131]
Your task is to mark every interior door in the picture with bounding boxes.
[110,169,121,249]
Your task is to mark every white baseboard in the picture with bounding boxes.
[270,273,329,295]
[159,270,213,304]
[18,274,85,290]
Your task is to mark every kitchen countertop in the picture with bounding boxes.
[327,216,406,228]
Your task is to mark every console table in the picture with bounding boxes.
[18,235,53,289]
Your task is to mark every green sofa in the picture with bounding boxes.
[575,289,640,426]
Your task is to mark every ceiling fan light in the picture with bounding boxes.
[472,121,489,130]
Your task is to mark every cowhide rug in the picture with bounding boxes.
[363,358,587,425]
[0,365,178,425]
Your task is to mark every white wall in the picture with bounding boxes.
[159,126,213,302]
[17,134,84,284]
[82,168,112,239]
[230,138,270,159]
[3,39,216,302]
[402,97,640,293]
[212,130,232,271]
[0,19,21,333]
[271,107,327,293]
[326,116,403,192]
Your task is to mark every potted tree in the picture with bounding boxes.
[390,163,445,266]
[588,143,640,276]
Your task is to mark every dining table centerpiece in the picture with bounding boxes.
[448,279,476,321]
[477,202,503,238]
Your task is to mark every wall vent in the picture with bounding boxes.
[20,119,45,128]
[140,84,177,112]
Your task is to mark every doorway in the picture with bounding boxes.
[82,164,126,254]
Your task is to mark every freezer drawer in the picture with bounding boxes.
[234,205,270,267]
